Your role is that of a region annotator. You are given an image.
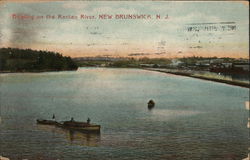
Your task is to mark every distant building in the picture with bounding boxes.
[140,64,155,67]
[195,60,210,67]
[210,59,224,64]
[233,63,249,71]
[210,63,232,69]
[221,63,233,68]
[170,59,185,67]
[210,62,249,74]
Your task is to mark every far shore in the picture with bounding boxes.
[143,68,250,89]
[1,67,249,89]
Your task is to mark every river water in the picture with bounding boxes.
[0,68,249,160]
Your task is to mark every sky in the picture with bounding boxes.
[0,1,249,58]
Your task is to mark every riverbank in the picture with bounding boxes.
[143,68,250,88]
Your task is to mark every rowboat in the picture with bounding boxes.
[36,119,59,125]
[59,121,101,133]
[36,119,101,133]
[148,99,155,109]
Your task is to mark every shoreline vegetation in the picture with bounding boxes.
[0,48,78,73]
[0,48,249,88]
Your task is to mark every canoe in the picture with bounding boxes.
[36,119,59,125]
[60,121,101,133]
[36,119,101,133]
[148,100,155,109]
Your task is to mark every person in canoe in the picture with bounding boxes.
[87,118,90,124]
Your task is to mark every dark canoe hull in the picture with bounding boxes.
[58,123,101,133]
[147,100,155,110]
[37,119,59,125]
[148,103,155,109]
[37,119,101,133]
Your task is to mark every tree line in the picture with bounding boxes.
[0,48,78,72]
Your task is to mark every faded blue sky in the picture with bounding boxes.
[0,1,249,58]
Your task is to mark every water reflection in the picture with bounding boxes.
[36,124,100,147]
[67,130,100,146]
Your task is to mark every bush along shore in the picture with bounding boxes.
[0,48,78,73]
[144,68,250,88]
